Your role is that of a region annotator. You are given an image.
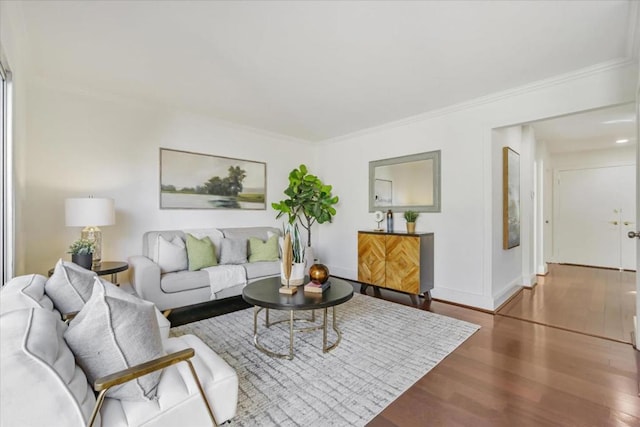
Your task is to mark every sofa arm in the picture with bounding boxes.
[89,348,218,427]
[128,255,161,303]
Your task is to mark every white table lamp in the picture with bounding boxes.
[65,197,115,267]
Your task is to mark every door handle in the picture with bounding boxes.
[623,221,634,226]
[628,231,640,239]
[609,221,619,225]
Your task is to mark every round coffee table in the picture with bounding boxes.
[242,276,354,360]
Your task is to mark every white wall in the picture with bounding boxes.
[535,138,551,275]
[315,62,637,311]
[22,80,313,277]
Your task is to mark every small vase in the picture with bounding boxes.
[72,253,93,270]
[406,222,416,233]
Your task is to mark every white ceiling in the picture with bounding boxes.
[15,0,640,142]
[529,103,637,154]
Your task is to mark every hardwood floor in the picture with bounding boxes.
[365,288,640,426]
[497,263,636,344]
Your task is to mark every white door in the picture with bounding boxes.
[555,165,636,270]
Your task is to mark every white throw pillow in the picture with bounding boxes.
[153,235,188,273]
[64,278,164,401]
[45,259,97,314]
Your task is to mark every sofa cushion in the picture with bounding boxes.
[186,234,217,271]
[243,260,281,280]
[248,235,279,262]
[223,227,280,258]
[160,270,210,293]
[0,274,59,316]
[153,235,188,274]
[219,238,248,265]
[45,259,97,314]
[0,308,96,427]
[65,278,164,401]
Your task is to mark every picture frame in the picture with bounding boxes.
[159,148,266,210]
[503,147,520,249]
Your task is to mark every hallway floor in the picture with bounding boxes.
[497,263,636,344]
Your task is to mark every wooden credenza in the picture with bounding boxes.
[357,231,434,302]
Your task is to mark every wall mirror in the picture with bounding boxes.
[369,150,441,212]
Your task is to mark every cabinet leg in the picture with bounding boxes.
[373,287,382,297]
[360,284,369,294]
[409,294,418,305]
[423,291,432,301]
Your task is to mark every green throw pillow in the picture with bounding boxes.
[186,234,217,271]
[248,235,280,262]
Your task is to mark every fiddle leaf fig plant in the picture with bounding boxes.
[272,164,339,247]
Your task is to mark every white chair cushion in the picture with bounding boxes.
[64,278,164,401]
[0,274,59,316]
[153,235,188,274]
[100,334,238,426]
[0,308,97,427]
[45,259,97,313]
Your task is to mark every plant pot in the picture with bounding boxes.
[72,253,93,270]
[281,262,305,286]
[406,222,416,233]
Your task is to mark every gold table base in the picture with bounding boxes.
[252,306,343,360]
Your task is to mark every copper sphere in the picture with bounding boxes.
[309,263,329,284]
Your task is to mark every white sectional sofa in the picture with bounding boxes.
[0,271,238,426]
[129,227,281,311]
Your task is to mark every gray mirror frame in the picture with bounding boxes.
[369,150,441,213]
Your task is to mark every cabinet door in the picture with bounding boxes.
[385,235,420,293]
[357,233,386,285]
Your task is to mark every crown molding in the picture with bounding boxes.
[320,58,638,146]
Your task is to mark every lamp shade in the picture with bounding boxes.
[65,198,115,227]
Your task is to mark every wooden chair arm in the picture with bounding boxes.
[62,311,79,322]
[94,348,195,392]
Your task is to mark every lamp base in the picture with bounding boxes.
[81,226,102,267]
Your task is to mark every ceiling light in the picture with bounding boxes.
[615,139,629,144]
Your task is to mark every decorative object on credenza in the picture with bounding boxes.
[373,210,384,231]
[272,164,339,269]
[403,210,419,233]
[67,238,95,269]
[309,263,329,284]
[159,147,266,210]
[502,147,520,249]
[279,232,297,295]
[65,197,115,268]
[386,209,393,232]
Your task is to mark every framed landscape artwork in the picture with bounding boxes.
[160,148,266,210]
[502,147,520,249]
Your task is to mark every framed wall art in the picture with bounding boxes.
[502,147,520,249]
[159,148,266,210]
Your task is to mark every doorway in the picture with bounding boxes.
[502,103,637,343]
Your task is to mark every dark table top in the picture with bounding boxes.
[242,276,354,310]
[48,261,129,277]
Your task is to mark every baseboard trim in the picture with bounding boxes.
[495,287,524,313]
[431,298,496,315]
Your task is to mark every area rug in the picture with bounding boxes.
[171,293,480,426]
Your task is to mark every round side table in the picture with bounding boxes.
[48,261,129,284]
